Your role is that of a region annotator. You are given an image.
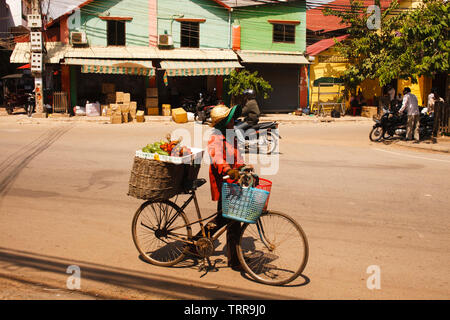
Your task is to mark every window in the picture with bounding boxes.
[107,20,125,46]
[180,22,199,48]
[273,24,295,43]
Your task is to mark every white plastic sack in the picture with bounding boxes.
[86,102,100,117]
[75,106,86,116]
[187,112,195,122]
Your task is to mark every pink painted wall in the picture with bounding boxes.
[149,0,157,46]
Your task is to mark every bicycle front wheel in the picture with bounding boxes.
[237,211,309,286]
[132,200,192,267]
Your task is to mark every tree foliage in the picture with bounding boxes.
[225,69,272,105]
[323,0,449,91]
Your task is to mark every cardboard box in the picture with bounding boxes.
[110,103,122,116]
[106,93,116,104]
[172,108,188,123]
[162,104,171,116]
[147,107,159,115]
[123,93,131,103]
[129,101,137,119]
[146,87,158,97]
[102,83,115,94]
[101,105,108,116]
[110,114,122,124]
[121,103,130,123]
[116,91,124,103]
[146,97,158,108]
[136,110,145,122]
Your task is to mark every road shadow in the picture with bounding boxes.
[0,125,74,205]
[0,247,302,300]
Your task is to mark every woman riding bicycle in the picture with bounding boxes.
[204,104,246,270]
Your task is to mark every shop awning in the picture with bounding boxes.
[64,58,155,76]
[160,60,242,76]
[10,42,69,64]
[64,46,238,60]
[237,51,309,64]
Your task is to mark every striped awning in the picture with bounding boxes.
[65,58,155,76]
[237,51,310,64]
[160,60,242,77]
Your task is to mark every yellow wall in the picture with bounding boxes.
[309,48,347,109]
[309,40,432,109]
[397,76,432,106]
[358,78,382,105]
[309,47,382,110]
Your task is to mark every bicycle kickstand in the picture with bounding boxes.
[198,257,218,276]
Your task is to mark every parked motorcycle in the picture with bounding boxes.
[195,89,218,124]
[26,92,35,117]
[370,107,434,142]
[180,96,197,114]
[234,119,280,154]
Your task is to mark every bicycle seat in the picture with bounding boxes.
[192,178,207,189]
[184,178,207,192]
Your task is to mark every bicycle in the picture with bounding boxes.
[131,177,309,286]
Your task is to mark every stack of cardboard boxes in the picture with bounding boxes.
[146,87,159,115]
[104,86,138,124]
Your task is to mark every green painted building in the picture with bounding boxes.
[35,0,308,112]
[157,0,231,49]
[70,0,151,47]
[157,0,308,111]
[233,1,306,53]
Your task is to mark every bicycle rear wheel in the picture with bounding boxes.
[237,211,309,286]
[132,200,192,267]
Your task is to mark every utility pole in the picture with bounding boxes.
[28,0,45,115]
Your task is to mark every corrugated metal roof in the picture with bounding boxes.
[237,50,309,64]
[65,47,238,60]
[307,0,392,32]
[306,35,348,56]
[10,42,70,64]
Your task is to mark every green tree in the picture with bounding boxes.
[378,0,450,85]
[323,0,449,91]
[224,70,272,105]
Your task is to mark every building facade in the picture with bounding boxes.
[10,0,310,113]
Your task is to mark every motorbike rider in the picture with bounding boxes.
[398,87,420,142]
[235,89,261,146]
[241,88,260,126]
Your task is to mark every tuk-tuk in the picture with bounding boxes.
[1,73,34,114]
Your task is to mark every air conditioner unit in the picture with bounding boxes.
[71,32,87,45]
[158,34,173,46]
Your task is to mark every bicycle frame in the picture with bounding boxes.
[161,190,229,246]
[161,189,274,252]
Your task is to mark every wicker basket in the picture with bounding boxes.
[128,156,201,201]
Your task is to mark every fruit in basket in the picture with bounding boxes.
[141,136,192,157]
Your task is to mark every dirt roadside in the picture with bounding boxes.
[0,273,99,300]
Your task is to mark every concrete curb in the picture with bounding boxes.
[395,141,450,153]
[0,114,374,124]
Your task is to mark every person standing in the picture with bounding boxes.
[398,87,420,142]
[186,104,245,270]
[427,88,438,114]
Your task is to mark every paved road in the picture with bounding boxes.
[0,120,449,299]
